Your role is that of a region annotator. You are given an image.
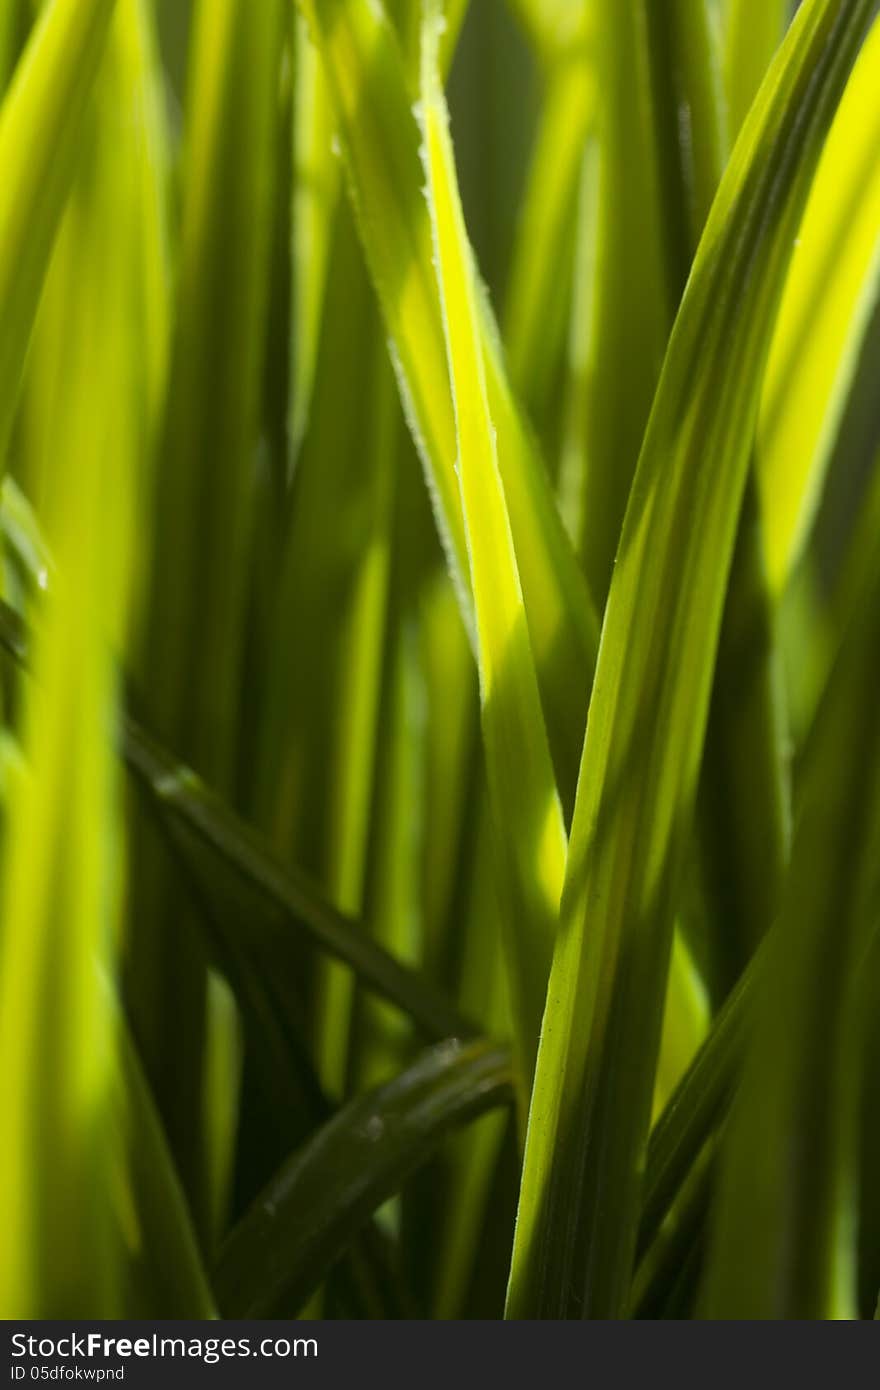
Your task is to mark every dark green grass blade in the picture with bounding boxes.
[124,717,474,1044]
[703,534,880,1318]
[214,1038,515,1317]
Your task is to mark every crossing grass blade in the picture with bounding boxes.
[506,0,877,1319]
[214,1038,515,1317]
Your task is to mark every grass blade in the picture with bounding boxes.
[0,0,118,464]
[758,15,880,594]
[124,715,473,1044]
[723,0,788,140]
[420,0,566,1083]
[296,0,598,811]
[214,1038,514,1317]
[704,545,880,1317]
[507,0,876,1318]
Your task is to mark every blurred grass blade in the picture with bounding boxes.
[758,15,880,595]
[16,0,170,653]
[111,990,217,1318]
[704,547,880,1318]
[506,0,588,64]
[215,1038,514,1317]
[420,0,566,1083]
[503,11,595,427]
[0,0,166,1316]
[296,0,598,811]
[132,0,285,1225]
[507,0,876,1319]
[289,11,339,464]
[723,0,788,140]
[0,0,118,464]
[561,0,671,605]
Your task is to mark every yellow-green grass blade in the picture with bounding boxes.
[0,0,119,466]
[506,0,588,66]
[420,0,567,1083]
[704,546,880,1318]
[757,15,880,596]
[289,0,468,475]
[387,0,468,79]
[16,0,170,654]
[723,0,788,140]
[0,0,168,1316]
[131,0,285,1225]
[296,0,598,813]
[507,0,876,1319]
[215,1038,515,1318]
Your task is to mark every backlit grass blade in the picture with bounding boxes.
[757,15,880,595]
[0,0,166,1315]
[420,0,566,1081]
[704,547,880,1318]
[506,0,588,64]
[296,0,598,810]
[723,0,788,139]
[215,1038,515,1317]
[507,0,876,1319]
[16,0,170,653]
[0,0,118,465]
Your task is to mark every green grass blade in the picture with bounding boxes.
[507,0,876,1319]
[723,0,788,139]
[0,0,118,465]
[214,1038,515,1317]
[704,549,880,1317]
[758,15,880,595]
[420,0,566,1083]
[562,0,672,605]
[111,991,217,1318]
[296,0,598,811]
